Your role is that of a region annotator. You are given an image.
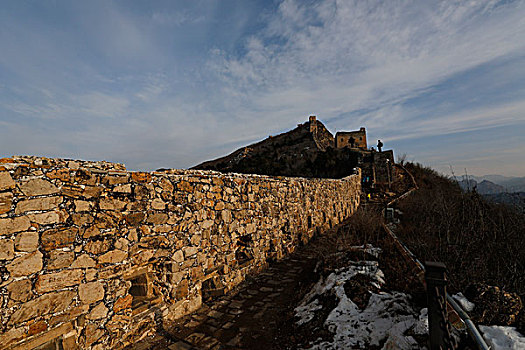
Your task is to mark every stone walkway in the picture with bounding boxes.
[131,232,339,350]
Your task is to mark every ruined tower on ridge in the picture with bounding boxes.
[335,127,367,149]
[309,115,317,134]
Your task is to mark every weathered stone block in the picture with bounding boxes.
[202,220,214,229]
[169,271,185,284]
[18,178,59,196]
[0,192,13,214]
[113,294,132,313]
[27,211,63,225]
[6,279,32,304]
[151,198,166,210]
[84,323,105,346]
[98,249,127,264]
[113,183,132,193]
[61,331,78,350]
[165,294,202,321]
[82,226,100,239]
[14,231,39,252]
[46,168,70,181]
[82,186,103,198]
[139,235,170,248]
[0,238,15,260]
[94,211,118,228]
[131,172,152,183]
[48,304,89,327]
[8,290,75,325]
[99,197,127,211]
[86,268,97,281]
[132,249,154,265]
[79,281,105,304]
[0,216,31,236]
[173,279,189,300]
[85,239,111,255]
[0,171,15,190]
[221,210,232,223]
[125,212,145,226]
[103,175,129,185]
[87,302,108,320]
[177,181,193,192]
[28,320,47,336]
[15,196,62,214]
[183,246,198,258]
[61,183,84,198]
[105,313,131,334]
[74,199,92,212]
[147,212,168,224]
[7,250,43,277]
[47,250,75,270]
[114,237,129,251]
[0,326,25,348]
[14,322,74,350]
[71,254,96,268]
[41,227,77,250]
[71,213,94,226]
[172,250,184,263]
[35,269,84,293]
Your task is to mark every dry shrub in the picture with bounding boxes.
[397,162,525,297]
[337,205,385,247]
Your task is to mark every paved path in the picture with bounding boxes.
[132,230,341,350]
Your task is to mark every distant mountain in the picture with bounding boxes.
[483,192,525,213]
[480,174,514,183]
[457,179,506,194]
[454,174,525,193]
[192,119,361,179]
[498,177,525,192]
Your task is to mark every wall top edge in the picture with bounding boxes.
[1,155,360,183]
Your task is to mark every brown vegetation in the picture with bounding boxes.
[396,163,525,298]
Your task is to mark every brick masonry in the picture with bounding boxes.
[0,156,361,349]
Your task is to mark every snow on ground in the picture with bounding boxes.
[294,248,428,349]
[452,292,475,312]
[479,325,525,350]
[451,292,525,349]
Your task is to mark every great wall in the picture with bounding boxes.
[0,155,361,349]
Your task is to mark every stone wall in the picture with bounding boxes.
[0,156,361,349]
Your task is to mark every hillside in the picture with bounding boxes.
[192,119,360,179]
[395,163,525,331]
[457,178,506,194]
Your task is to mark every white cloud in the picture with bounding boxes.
[211,0,525,130]
[386,99,525,141]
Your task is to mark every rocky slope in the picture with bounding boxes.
[193,120,360,179]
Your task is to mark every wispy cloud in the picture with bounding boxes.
[0,0,524,175]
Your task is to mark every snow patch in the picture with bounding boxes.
[479,325,525,350]
[295,248,426,349]
[452,292,475,312]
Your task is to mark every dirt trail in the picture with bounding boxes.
[130,230,344,350]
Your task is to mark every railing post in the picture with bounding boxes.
[425,261,448,350]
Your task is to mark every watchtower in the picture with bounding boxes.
[309,115,317,133]
[335,127,367,149]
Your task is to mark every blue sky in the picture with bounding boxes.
[1,0,525,176]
